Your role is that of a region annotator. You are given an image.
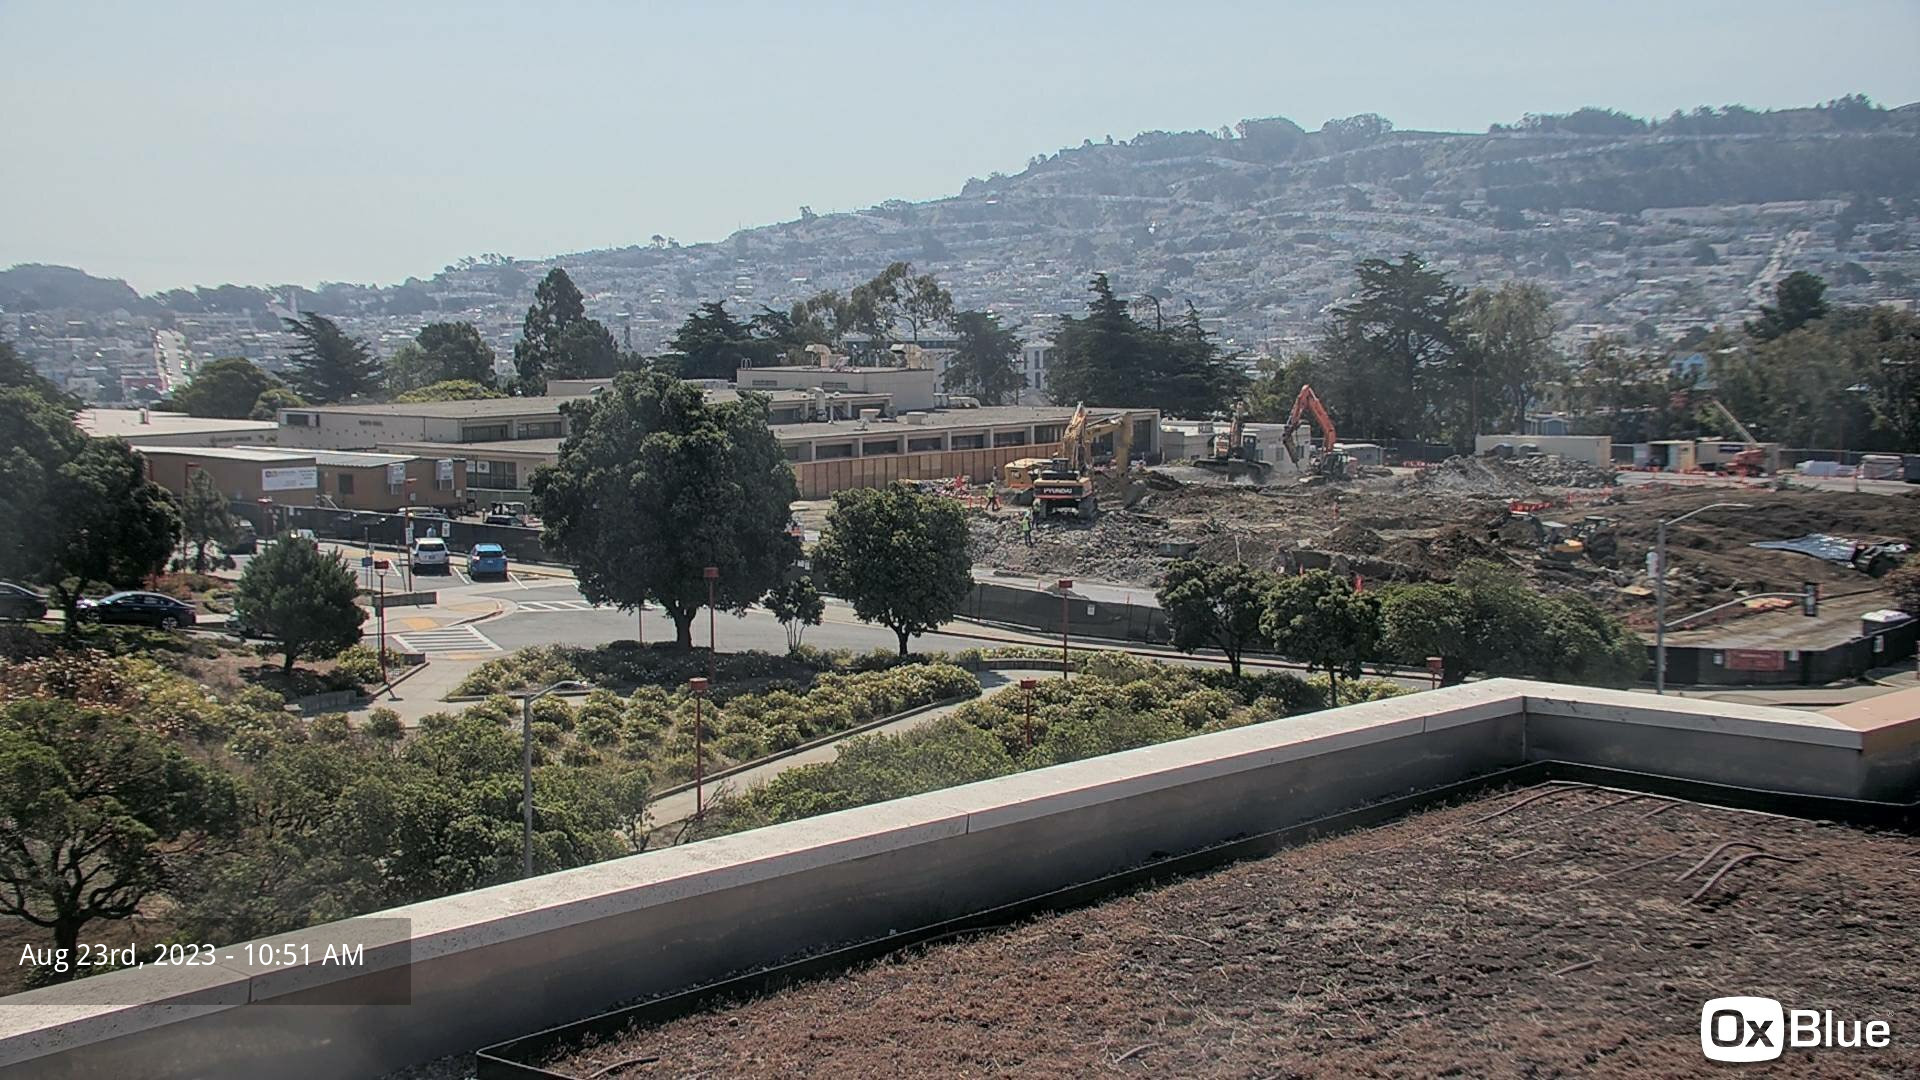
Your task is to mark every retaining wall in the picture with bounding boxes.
[3,681,1916,1080]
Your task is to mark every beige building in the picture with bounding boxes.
[134,444,467,512]
[79,408,280,447]
[274,396,585,450]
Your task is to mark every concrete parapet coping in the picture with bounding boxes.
[3,678,1915,1077]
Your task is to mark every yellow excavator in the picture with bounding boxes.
[1012,404,1134,520]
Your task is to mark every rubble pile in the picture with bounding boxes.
[1509,455,1619,489]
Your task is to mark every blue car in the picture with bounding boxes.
[468,543,509,578]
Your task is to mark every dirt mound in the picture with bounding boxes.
[1510,454,1618,488]
[1416,456,1537,496]
[1326,522,1384,555]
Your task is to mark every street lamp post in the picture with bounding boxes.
[1057,578,1074,681]
[689,676,710,819]
[518,679,592,878]
[1654,502,1751,694]
[1019,678,1038,750]
[703,566,719,684]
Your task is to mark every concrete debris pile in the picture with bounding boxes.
[1509,455,1618,489]
[1414,456,1538,496]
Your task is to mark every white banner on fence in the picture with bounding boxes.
[260,466,317,491]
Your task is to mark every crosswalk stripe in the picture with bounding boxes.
[391,625,502,654]
[516,599,601,612]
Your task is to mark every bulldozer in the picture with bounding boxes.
[1531,514,1617,566]
[1278,384,1352,483]
[1026,404,1134,521]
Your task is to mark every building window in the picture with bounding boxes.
[1033,424,1064,444]
[284,412,312,426]
[862,439,900,456]
[907,437,944,452]
[950,433,987,450]
[751,379,779,388]
[815,443,854,460]
[468,461,519,489]
[993,431,1028,447]
[462,423,511,442]
[336,473,354,495]
[517,420,562,439]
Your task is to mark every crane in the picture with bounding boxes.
[1278,384,1350,481]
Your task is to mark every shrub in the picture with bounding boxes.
[365,708,404,741]
[309,713,353,743]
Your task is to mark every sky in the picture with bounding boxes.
[3,0,1917,293]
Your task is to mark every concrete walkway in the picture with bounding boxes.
[647,667,1047,827]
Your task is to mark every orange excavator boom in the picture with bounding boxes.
[1279,384,1337,465]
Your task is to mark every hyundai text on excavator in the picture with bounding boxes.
[1012,404,1134,521]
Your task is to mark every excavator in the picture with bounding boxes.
[1703,397,1770,477]
[1278,384,1352,483]
[1014,404,1134,520]
[1193,401,1272,481]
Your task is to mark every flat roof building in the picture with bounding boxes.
[78,408,280,447]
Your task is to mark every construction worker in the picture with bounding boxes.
[1023,506,1036,546]
[987,489,1000,513]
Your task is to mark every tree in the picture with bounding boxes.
[168,357,279,419]
[1262,571,1380,697]
[1318,254,1463,441]
[1157,560,1273,677]
[1747,271,1829,341]
[765,577,825,651]
[0,699,236,967]
[1243,352,1321,423]
[943,310,1023,404]
[668,302,767,381]
[0,385,87,581]
[180,469,237,572]
[232,535,366,673]
[1453,281,1559,441]
[39,441,180,633]
[282,313,381,403]
[1379,561,1644,687]
[416,321,496,386]
[533,371,800,649]
[249,386,308,421]
[513,268,586,395]
[1047,275,1238,415]
[551,318,620,379]
[812,486,973,656]
[392,379,505,403]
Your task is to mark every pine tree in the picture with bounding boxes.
[513,269,586,394]
[282,314,381,403]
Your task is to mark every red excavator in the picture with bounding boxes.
[1278,384,1351,482]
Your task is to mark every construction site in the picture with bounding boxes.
[967,449,1917,638]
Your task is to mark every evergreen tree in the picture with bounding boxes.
[513,268,586,395]
[943,310,1024,404]
[168,357,280,419]
[1746,271,1830,341]
[1319,254,1463,441]
[232,535,366,674]
[282,314,381,403]
[813,486,973,656]
[180,469,237,571]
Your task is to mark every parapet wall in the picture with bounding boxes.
[2,681,1915,1080]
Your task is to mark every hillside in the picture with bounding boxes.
[7,98,1919,357]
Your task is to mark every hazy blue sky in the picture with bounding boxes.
[3,0,1916,292]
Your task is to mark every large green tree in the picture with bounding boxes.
[1379,561,1644,687]
[1261,570,1381,697]
[415,321,497,387]
[1453,281,1560,441]
[1157,560,1274,678]
[232,535,366,673]
[0,385,87,580]
[813,486,973,655]
[532,371,800,649]
[168,357,280,419]
[0,699,236,964]
[248,385,308,421]
[512,268,586,395]
[282,314,381,403]
[392,379,505,404]
[1047,275,1239,415]
[667,302,769,381]
[180,469,238,572]
[942,310,1023,404]
[1319,254,1463,441]
[1746,271,1830,341]
[551,317,621,379]
[40,441,181,632]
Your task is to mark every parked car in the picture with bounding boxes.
[468,543,509,578]
[0,582,48,621]
[220,524,258,555]
[76,591,198,629]
[411,536,451,574]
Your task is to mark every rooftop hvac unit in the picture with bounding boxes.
[903,412,927,425]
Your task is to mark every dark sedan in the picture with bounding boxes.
[0,582,47,621]
[77,591,198,629]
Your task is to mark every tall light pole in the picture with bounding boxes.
[1654,502,1750,694]
[703,566,719,684]
[689,676,710,818]
[518,679,591,878]
[1058,578,1074,681]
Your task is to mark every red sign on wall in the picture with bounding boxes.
[1725,649,1786,672]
